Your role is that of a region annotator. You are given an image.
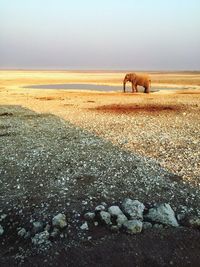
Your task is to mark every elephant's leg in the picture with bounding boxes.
[144,86,150,93]
[135,85,138,92]
[132,83,135,93]
[123,82,126,92]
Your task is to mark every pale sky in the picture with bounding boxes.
[0,0,200,70]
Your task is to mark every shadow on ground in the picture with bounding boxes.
[0,105,200,266]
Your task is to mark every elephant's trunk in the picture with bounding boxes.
[123,80,126,92]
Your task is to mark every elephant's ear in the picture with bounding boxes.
[125,74,129,80]
[132,73,136,80]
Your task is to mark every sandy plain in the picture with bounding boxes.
[0,70,200,266]
[0,70,200,184]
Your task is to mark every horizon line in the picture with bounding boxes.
[0,68,200,73]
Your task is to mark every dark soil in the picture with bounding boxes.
[2,228,200,267]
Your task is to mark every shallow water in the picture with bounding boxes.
[24,83,186,92]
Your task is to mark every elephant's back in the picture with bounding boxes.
[136,74,150,84]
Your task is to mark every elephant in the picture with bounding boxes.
[123,73,151,93]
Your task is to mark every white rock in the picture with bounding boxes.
[122,199,145,220]
[18,228,27,237]
[80,222,89,230]
[18,227,30,239]
[123,220,143,234]
[100,211,111,225]
[177,213,186,221]
[84,212,95,221]
[101,202,107,207]
[110,225,119,232]
[0,214,7,222]
[177,205,188,221]
[0,225,4,235]
[108,206,123,217]
[32,231,50,246]
[45,223,51,232]
[50,227,60,238]
[32,221,44,233]
[145,203,179,227]
[153,224,163,229]
[143,222,152,230]
[116,214,128,228]
[52,213,67,229]
[188,216,200,229]
[95,205,105,212]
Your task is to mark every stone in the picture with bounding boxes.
[116,214,128,228]
[100,211,111,225]
[153,224,164,229]
[17,228,27,237]
[45,223,51,232]
[188,216,200,229]
[52,213,67,229]
[176,205,188,221]
[145,203,179,227]
[108,206,127,228]
[25,231,31,239]
[84,212,95,221]
[122,198,145,220]
[110,225,119,232]
[95,205,105,212]
[0,225,4,235]
[101,202,107,208]
[17,228,30,239]
[108,206,123,217]
[143,222,152,230]
[32,221,44,234]
[0,214,7,222]
[123,220,143,234]
[32,230,50,246]
[50,227,60,238]
[177,213,186,221]
[80,222,89,230]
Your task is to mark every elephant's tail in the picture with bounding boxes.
[149,79,151,88]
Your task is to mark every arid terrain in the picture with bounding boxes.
[0,70,200,266]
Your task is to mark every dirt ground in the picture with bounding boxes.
[0,71,200,266]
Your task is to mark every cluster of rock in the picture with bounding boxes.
[1,199,200,249]
[14,213,68,248]
[82,199,199,234]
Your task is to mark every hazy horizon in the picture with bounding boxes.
[1,0,200,70]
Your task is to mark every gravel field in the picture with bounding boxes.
[0,71,200,266]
